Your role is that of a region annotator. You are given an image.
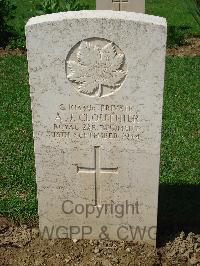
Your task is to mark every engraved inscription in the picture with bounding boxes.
[48,104,143,141]
[66,38,127,97]
[112,0,129,11]
[77,146,118,206]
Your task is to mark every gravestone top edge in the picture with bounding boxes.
[25,10,167,29]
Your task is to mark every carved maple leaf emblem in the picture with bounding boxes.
[67,41,126,97]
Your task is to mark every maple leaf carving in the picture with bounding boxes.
[67,41,126,97]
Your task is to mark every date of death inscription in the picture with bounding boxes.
[47,104,143,141]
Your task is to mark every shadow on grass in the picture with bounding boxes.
[167,25,192,47]
[157,184,200,246]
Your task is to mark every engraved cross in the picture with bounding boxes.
[77,146,118,206]
[112,0,129,11]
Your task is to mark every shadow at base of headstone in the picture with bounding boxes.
[157,184,200,247]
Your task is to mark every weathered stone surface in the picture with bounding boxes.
[96,0,145,13]
[26,11,167,245]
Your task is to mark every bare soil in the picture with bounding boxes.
[0,48,26,56]
[0,216,200,266]
[167,38,200,57]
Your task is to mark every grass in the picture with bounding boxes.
[0,56,37,221]
[9,0,200,37]
[146,0,200,36]
[161,57,200,184]
[0,56,199,225]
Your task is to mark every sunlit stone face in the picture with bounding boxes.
[26,11,166,245]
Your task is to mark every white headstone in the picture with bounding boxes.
[26,11,167,245]
[96,0,145,13]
